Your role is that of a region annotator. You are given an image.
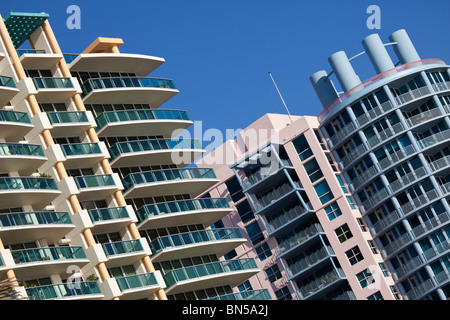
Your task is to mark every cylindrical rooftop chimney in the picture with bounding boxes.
[389,29,420,64]
[310,70,339,108]
[328,51,361,92]
[362,33,395,74]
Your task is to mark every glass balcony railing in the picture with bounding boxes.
[0,177,58,191]
[0,143,45,157]
[116,273,158,291]
[102,240,144,257]
[26,282,101,300]
[16,49,46,56]
[208,289,272,301]
[0,211,71,227]
[63,53,79,64]
[122,168,216,193]
[81,77,176,97]
[164,258,258,288]
[88,207,130,222]
[11,246,86,264]
[109,139,202,162]
[61,143,102,157]
[88,206,130,223]
[33,77,74,89]
[0,75,17,88]
[149,228,244,254]
[47,111,89,124]
[136,198,230,222]
[74,174,116,189]
[0,109,30,123]
[95,109,190,131]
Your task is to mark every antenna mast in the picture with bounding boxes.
[268,72,293,124]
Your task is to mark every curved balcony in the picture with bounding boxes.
[25,282,103,300]
[109,139,204,167]
[0,211,74,244]
[136,198,232,230]
[122,168,218,198]
[115,272,164,300]
[95,109,192,137]
[163,258,259,295]
[149,228,246,262]
[11,246,88,279]
[33,77,78,102]
[18,50,63,69]
[207,289,272,300]
[88,206,135,233]
[102,239,149,268]
[47,111,93,137]
[67,53,165,76]
[61,142,105,169]
[0,143,46,175]
[81,77,178,106]
[74,174,120,201]
[0,177,60,210]
[0,75,19,106]
[252,181,303,216]
[0,109,33,141]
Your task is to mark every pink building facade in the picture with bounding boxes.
[197,113,400,300]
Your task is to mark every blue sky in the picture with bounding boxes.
[3,0,450,140]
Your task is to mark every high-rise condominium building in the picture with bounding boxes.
[0,11,264,300]
[197,113,399,300]
[311,29,450,300]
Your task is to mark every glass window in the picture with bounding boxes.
[236,199,255,224]
[304,158,323,183]
[367,291,383,300]
[245,221,264,245]
[357,268,375,288]
[314,180,334,204]
[225,177,244,202]
[345,246,364,265]
[275,286,292,300]
[265,264,282,283]
[292,135,313,161]
[335,223,353,243]
[255,243,272,261]
[324,201,342,221]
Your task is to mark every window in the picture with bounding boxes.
[236,199,255,224]
[314,180,334,204]
[224,249,237,260]
[356,268,375,288]
[357,218,367,232]
[238,280,253,292]
[390,286,400,300]
[255,243,272,261]
[367,291,383,300]
[304,158,324,183]
[379,263,389,277]
[275,286,292,300]
[368,240,378,254]
[292,135,313,161]
[225,176,244,202]
[345,246,364,265]
[265,264,282,283]
[335,223,353,243]
[347,196,356,210]
[336,175,348,194]
[324,201,342,221]
[326,154,338,172]
[245,221,264,245]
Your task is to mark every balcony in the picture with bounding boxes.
[252,181,303,215]
[88,206,134,233]
[265,203,314,237]
[115,272,164,300]
[61,142,105,169]
[149,228,246,262]
[416,129,450,150]
[0,177,60,210]
[122,168,218,198]
[32,77,78,102]
[298,268,346,300]
[109,139,204,167]
[18,50,63,69]
[67,53,165,76]
[405,108,444,129]
[0,211,74,244]
[102,239,149,267]
[285,246,335,280]
[0,109,33,141]
[11,246,88,279]
[25,282,103,300]
[81,77,179,106]
[394,86,432,107]
[275,223,325,257]
[355,100,394,127]
[208,289,272,300]
[359,188,389,214]
[47,111,93,137]
[163,258,259,295]
[95,109,192,137]
[0,75,19,106]
[0,143,46,175]
[136,198,232,229]
[74,174,120,201]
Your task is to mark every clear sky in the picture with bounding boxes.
[2,0,450,141]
